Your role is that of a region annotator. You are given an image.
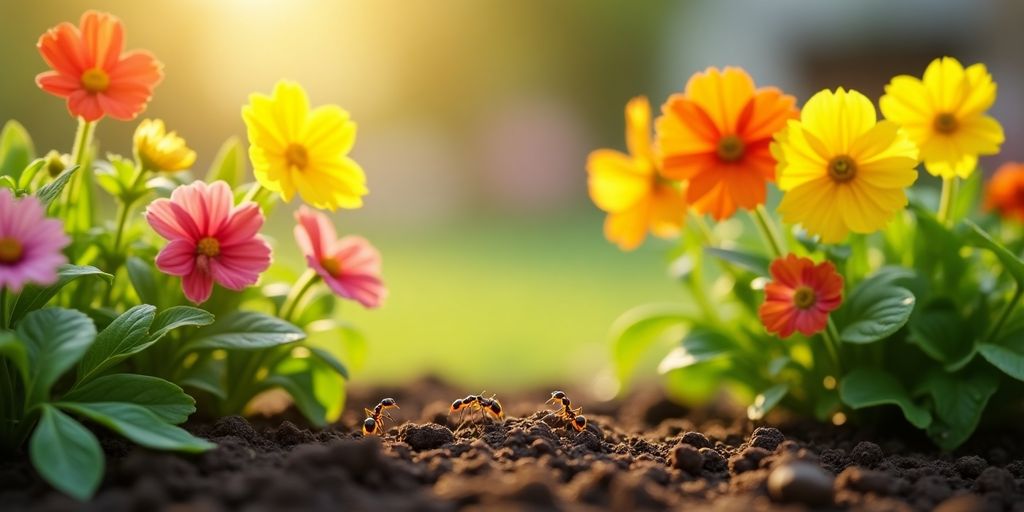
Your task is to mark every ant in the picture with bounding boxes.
[362,397,399,436]
[449,392,504,427]
[546,390,587,432]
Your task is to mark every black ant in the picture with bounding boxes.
[449,392,504,427]
[362,397,399,436]
[546,390,587,432]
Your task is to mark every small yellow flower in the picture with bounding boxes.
[587,96,686,250]
[133,119,196,172]
[880,57,1004,179]
[773,88,919,243]
[242,81,367,210]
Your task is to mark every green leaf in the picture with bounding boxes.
[10,265,113,324]
[17,158,46,189]
[186,311,305,351]
[149,306,214,343]
[179,356,226,399]
[0,330,29,380]
[30,405,103,501]
[963,219,1024,286]
[263,364,328,427]
[126,257,160,307]
[657,327,736,373]
[307,346,349,379]
[205,137,246,187]
[924,368,999,451]
[17,308,96,405]
[837,274,915,344]
[57,402,214,452]
[35,165,79,207]
[0,120,35,180]
[909,299,975,368]
[911,205,967,291]
[746,383,788,420]
[704,247,770,276]
[950,170,981,224]
[62,374,196,424]
[77,305,156,384]
[839,367,932,428]
[610,303,695,385]
[979,325,1024,381]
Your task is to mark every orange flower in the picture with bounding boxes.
[36,11,163,122]
[985,162,1024,222]
[586,96,686,250]
[656,67,797,220]
[759,254,843,338]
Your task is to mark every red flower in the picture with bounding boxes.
[36,11,163,121]
[984,162,1024,222]
[759,254,843,338]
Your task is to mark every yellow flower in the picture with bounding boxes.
[773,88,919,243]
[242,81,367,210]
[586,96,686,250]
[133,119,196,172]
[880,57,1004,179]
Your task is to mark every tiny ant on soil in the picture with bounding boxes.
[547,390,587,432]
[449,392,504,428]
[362,397,399,436]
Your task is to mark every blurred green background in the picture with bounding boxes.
[2,1,1022,393]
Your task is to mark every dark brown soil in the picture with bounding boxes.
[2,378,1022,511]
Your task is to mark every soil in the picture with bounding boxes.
[2,377,1022,511]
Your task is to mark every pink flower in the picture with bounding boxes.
[294,206,385,308]
[0,189,70,292]
[145,181,271,304]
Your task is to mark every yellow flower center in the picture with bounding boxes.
[933,112,959,135]
[0,237,23,264]
[828,155,857,183]
[285,143,310,170]
[80,67,110,93]
[793,286,817,310]
[717,135,745,162]
[320,257,342,277]
[196,237,220,257]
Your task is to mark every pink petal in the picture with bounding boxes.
[332,236,382,274]
[293,206,336,259]
[146,198,198,241]
[324,273,387,309]
[181,270,214,304]
[155,239,196,276]
[218,202,265,247]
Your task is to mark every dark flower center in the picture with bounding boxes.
[285,143,309,170]
[793,286,817,310]
[320,257,342,277]
[933,112,959,135]
[717,135,745,162]
[80,68,110,93]
[0,237,23,264]
[196,237,220,258]
[828,155,857,183]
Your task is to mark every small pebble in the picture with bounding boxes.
[767,461,834,507]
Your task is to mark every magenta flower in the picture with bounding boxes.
[0,189,70,292]
[145,181,271,304]
[294,206,385,308]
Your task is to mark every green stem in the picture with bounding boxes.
[70,118,95,168]
[241,182,268,205]
[0,287,8,330]
[822,318,844,375]
[988,284,1023,342]
[111,169,148,254]
[936,176,958,226]
[279,269,321,322]
[751,204,786,259]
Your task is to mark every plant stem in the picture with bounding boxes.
[750,204,786,259]
[0,287,7,330]
[279,269,321,322]
[822,318,844,375]
[936,176,958,226]
[241,182,267,205]
[63,119,96,225]
[988,284,1023,342]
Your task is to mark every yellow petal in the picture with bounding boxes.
[270,80,310,141]
[625,96,654,163]
[586,149,651,213]
[880,75,933,126]
[957,63,997,118]
[604,202,649,251]
[922,57,966,113]
[303,105,356,156]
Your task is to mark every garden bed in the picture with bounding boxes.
[2,378,1020,512]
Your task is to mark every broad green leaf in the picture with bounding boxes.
[77,305,156,384]
[0,120,35,180]
[610,303,695,384]
[186,311,305,351]
[205,137,246,187]
[57,402,214,452]
[911,205,967,291]
[662,357,733,404]
[263,363,328,427]
[179,356,226,399]
[10,265,113,323]
[126,257,160,307]
[307,346,349,379]
[704,247,769,276]
[30,405,103,501]
[17,158,46,189]
[746,383,788,420]
[839,367,931,428]
[979,325,1024,381]
[924,369,999,451]
[35,165,79,207]
[149,306,214,342]
[963,219,1024,285]
[0,175,16,190]
[837,277,915,344]
[0,331,29,380]
[18,308,96,405]
[909,299,975,367]
[657,327,735,373]
[63,374,195,424]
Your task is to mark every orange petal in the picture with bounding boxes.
[37,22,86,77]
[684,67,755,134]
[79,10,124,70]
